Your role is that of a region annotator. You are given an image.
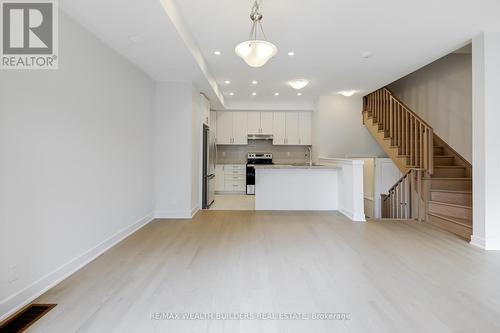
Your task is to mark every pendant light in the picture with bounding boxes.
[235,0,278,68]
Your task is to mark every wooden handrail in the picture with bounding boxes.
[363,87,434,175]
[387,168,425,193]
[381,168,428,221]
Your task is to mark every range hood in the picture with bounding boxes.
[248,134,274,140]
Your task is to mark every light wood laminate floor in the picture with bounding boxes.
[210,194,255,210]
[28,211,500,333]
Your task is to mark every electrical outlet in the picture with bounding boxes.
[8,265,18,283]
[287,152,291,157]
[222,151,226,157]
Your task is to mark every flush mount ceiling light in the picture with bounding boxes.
[288,79,309,90]
[235,0,278,68]
[338,90,357,97]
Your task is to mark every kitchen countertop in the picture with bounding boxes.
[254,164,340,170]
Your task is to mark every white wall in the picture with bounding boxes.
[471,32,500,250]
[388,53,472,162]
[312,95,386,161]
[191,87,202,212]
[154,83,202,218]
[0,12,155,319]
[319,158,366,222]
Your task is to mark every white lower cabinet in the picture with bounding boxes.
[216,164,246,193]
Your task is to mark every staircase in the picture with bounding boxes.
[363,88,473,240]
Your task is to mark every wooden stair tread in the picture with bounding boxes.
[434,155,455,158]
[429,200,472,210]
[428,212,472,228]
[430,189,472,194]
[427,177,472,181]
[434,166,466,169]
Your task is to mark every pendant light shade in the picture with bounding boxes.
[235,0,277,68]
[235,40,278,68]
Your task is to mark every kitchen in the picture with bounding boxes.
[202,100,341,212]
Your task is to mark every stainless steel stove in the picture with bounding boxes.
[246,153,273,195]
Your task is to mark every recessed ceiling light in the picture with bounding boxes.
[288,79,309,90]
[224,80,231,84]
[274,92,280,96]
[288,51,295,56]
[338,90,357,97]
[297,92,303,96]
[229,92,235,96]
[214,51,222,55]
[252,80,258,85]
[361,51,373,58]
[252,92,257,96]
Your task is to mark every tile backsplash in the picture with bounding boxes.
[217,140,311,164]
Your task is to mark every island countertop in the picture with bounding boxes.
[254,164,340,170]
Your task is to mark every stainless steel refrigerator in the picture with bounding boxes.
[202,124,216,209]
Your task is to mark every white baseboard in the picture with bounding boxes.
[470,235,500,250]
[339,209,366,222]
[154,207,199,219]
[470,235,485,249]
[0,213,154,322]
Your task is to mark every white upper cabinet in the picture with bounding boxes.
[260,112,273,134]
[200,94,210,125]
[216,111,248,145]
[247,112,261,134]
[298,112,312,145]
[272,112,287,145]
[216,110,310,146]
[285,112,300,145]
[232,112,248,145]
[248,112,274,135]
[216,111,233,144]
[272,112,311,145]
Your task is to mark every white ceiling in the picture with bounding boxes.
[62,0,500,111]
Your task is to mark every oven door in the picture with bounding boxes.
[246,164,255,195]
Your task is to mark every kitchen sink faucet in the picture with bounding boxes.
[307,146,313,167]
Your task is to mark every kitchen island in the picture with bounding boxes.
[254,164,340,211]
